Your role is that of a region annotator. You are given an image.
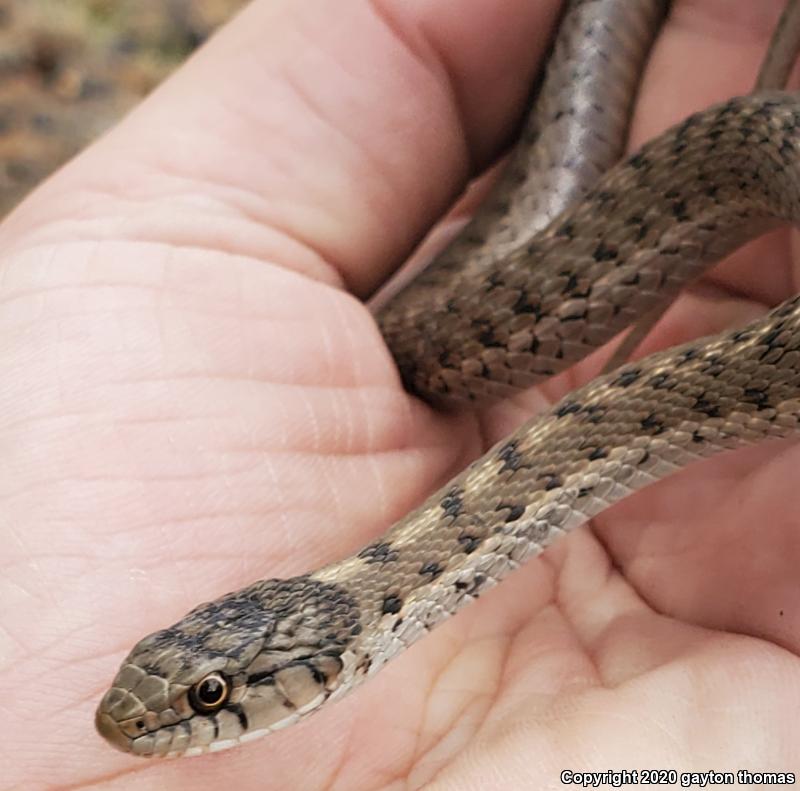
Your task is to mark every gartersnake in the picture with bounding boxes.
[95,0,800,758]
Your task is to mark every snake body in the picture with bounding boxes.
[96,0,800,758]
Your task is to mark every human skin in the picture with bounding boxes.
[2,0,800,789]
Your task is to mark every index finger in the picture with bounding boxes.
[3,0,561,297]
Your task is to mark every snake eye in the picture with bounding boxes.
[189,672,230,713]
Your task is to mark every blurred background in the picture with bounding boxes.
[0,0,245,216]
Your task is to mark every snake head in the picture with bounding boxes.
[95,576,361,757]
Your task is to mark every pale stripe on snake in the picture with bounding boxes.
[96,0,800,757]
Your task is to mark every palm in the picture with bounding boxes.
[2,1,799,789]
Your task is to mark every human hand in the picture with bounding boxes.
[2,1,799,789]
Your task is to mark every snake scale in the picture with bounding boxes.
[95,0,800,758]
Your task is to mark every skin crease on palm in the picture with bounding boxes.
[2,0,800,788]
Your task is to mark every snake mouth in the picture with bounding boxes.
[94,653,346,757]
[94,694,327,758]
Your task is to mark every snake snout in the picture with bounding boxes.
[95,688,140,753]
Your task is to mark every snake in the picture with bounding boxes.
[95,0,800,758]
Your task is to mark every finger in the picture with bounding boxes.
[3,0,560,297]
[632,0,796,308]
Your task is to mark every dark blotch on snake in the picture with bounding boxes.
[640,413,665,434]
[512,291,541,316]
[672,199,690,221]
[555,401,582,418]
[419,561,443,579]
[498,440,523,472]
[592,240,618,261]
[542,473,563,491]
[230,703,248,730]
[648,372,673,390]
[498,503,525,522]
[458,534,480,554]
[381,595,402,615]
[744,387,769,408]
[693,396,721,418]
[562,272,580,294]
[612,368,642,387]
[556,221,575,239]
[247,670,276,685]
[441,487,464,518]
[477,324,503,348]
[584,405,606,424]
[358,541,399,564]
[628,152,649,169]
